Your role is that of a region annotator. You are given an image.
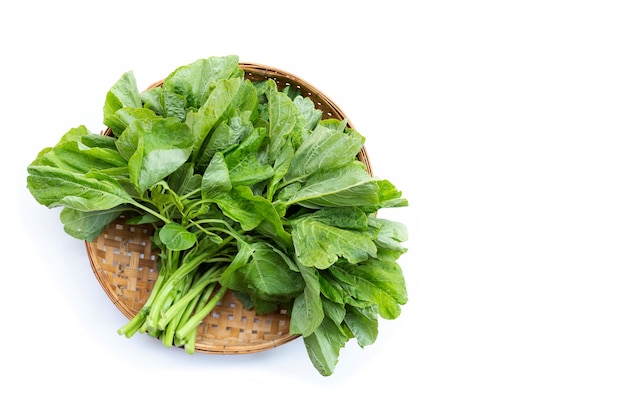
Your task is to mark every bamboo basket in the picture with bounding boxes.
[85,62,372,354]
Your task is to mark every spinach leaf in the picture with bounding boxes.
[284,161,380,209]
[105,107,159,138]
[284,123,364,184]
[168,162,199,196]
[159,223,197,251]
[289,260,324,337]
[240,242,304,301]
[201,152,232,199]
[80,133,118,150]
[292,211,377,269]
[267,79,298,165]
[60,206,128,241]
[221,241,304,303]
[293,95,322,133]
[187,77,244,164]
[121,117,194,193]
[344,304,378,347]
[368,217,409,254]
[214,186,290,245]
[360,179,409,213]
[319,270,370,307]
[26,166,133,211]
[303,317,350,377]
[33,126,126,173]
[223,127,274,187]
[103,70,142,130]
[37,138,125,173]
[328,257,408,320]
[163,55,241,109]
[320,297,346,327]
[301,206,369,231]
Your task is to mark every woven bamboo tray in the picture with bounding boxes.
[85,61,372,354]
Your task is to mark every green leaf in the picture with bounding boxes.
[26,166,133,211]
[344,305,378,347]
[125,213,161,225]
[140,87,165,116]
[149,182,184,214]
[158,223,197,251]
[285,123,364,183]
[244,243,304,300]
[224,79,259,120]
[292,213,377,269]
[201,152,231,199]
[80,133,118,150]
[214,186,290,244]
[218,240,255,290]
[186,77,244,163]
[267,79,298,164]
[167,163,196,195]
[289,260,324,337]
[105,107,159,138]
[223,241,304,301]
[162,89,188,121]
[224,128,274,187]
[60,206,127,241]
[32,126,127,173]
[319,271,369,307]
[360,179,409,213]
[103,71,142,129]
[58,125,91,144]
[368,217,409,254]
[195,119,240,170]
[139,86,188,122]
[286,161,379,209]
[303,317,350,376]
[163,55,241,110]
[304,207,369,231]
[329,257,408,319]
[293,95,322,132]
[267,135,294,200]
[36,135,126,174]
[321,297,346,326]
[121,118,194,193]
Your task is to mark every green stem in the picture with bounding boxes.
[183,327,198,354]
[175,278,217,342]
[161,290,191,347]
[117,267,169,337]
[182,198,210,218]
[175,285,229,341]
[157,267,220,330]
[159,271,195,346]
[117,310,146,338]
[164,289,204,348]
[190,219,246,245]
[180,188,201,201]
[173,291,205,347]
[129,200,170,224]
[141,252,209,334]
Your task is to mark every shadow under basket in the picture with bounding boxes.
[85,61,373,354]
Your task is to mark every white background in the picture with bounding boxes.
[2,1,625,415]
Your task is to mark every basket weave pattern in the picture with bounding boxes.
[86,62,371,354]
[86,216,296,353]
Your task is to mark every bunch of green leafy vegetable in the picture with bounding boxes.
[26,55,408,376]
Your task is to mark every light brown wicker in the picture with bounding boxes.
[85,61,372,354]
